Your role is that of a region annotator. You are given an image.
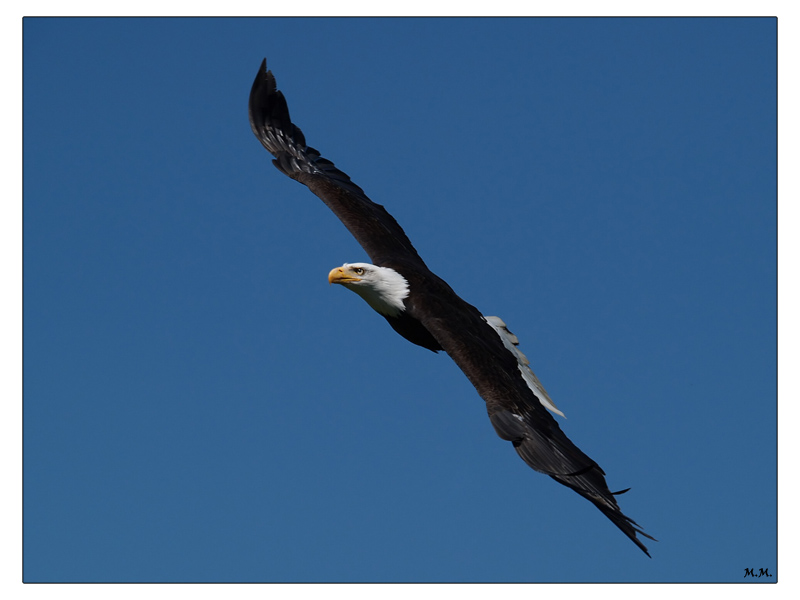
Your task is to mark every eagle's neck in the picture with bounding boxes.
[350,266,410,317]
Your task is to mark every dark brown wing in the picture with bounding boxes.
[248,58,653,556]
[248,59,425,268]
[402,271,655,556]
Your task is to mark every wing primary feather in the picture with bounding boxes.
[493,404,655,556]
[248,59,425,267]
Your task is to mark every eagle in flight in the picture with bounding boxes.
[248,59,654,556]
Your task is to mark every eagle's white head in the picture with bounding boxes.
[328,263,409,317]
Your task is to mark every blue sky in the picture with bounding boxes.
[23,17,776,583]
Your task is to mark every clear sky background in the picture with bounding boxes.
[23,17,776,583]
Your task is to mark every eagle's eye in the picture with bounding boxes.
[353,267,365,275]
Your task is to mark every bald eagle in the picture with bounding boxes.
[249,59,654,556]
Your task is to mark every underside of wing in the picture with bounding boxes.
[248,59,425,268]
[408,285,654,556]
[492,404,655,556]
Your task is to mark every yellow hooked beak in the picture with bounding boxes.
[328,266,362,285]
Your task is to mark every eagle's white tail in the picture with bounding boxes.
[484,316,565,418]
